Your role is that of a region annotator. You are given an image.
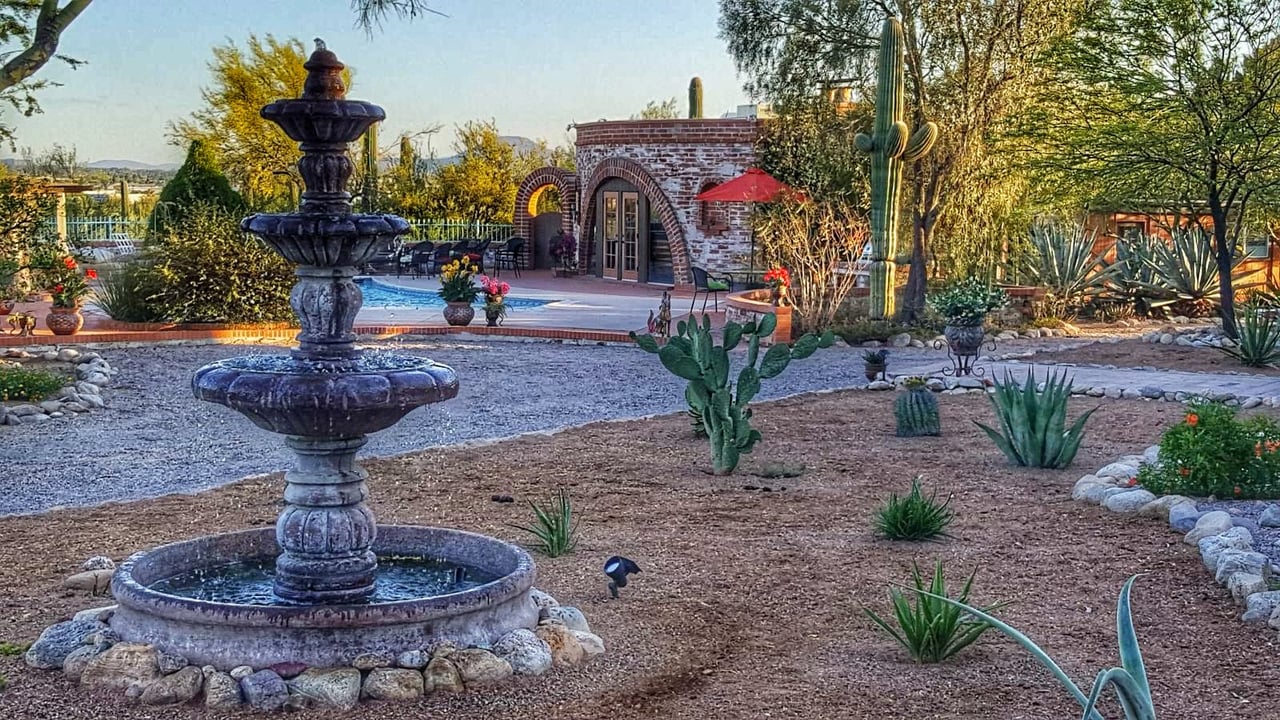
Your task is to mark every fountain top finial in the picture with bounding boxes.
[302,39,346,100]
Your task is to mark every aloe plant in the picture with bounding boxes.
[1219,298,1280,367]
[511,487,579,557]
[975,368,1096,469]
[916,576,1156,720]
[864,561,998,663]
[1025,224,1113,317]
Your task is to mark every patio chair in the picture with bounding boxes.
[690,266,734,313]
[406,241,435,278]
[493,237,525,278]
[424,243,455,277]
[109,233,138,257]
[360,239,403,275]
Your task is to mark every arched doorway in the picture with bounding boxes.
[513,167,578,269]
[579,157,690,285]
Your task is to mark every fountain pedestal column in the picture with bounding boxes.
[274,436,377,602]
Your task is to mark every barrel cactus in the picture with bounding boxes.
[895,377,940,437]
[855,16,939,320]
[632,314,834,475]
[689,77,703,119]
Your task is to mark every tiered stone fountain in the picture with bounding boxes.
[105,43,539,670]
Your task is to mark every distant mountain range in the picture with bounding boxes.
[85,159,180,171]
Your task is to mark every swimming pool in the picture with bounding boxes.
[355,278,554,310]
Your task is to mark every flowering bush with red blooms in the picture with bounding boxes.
[763,266,791,289]
[40,256,96,308]
[1138,400,1280,499]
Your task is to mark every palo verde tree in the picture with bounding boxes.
[1025,0,1280,337]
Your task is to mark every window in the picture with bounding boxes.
[1115,221,1146,241]
[1244,234,1271,259]
[697,182,727,233]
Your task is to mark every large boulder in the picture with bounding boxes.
[449,649,513,686]
[573,631,606,660]
[24,618,106,669]
[203,667,242,709]
[240,669,289,712]
[1228,573,1267,603]
[1198,531,1255,574]
[286,668,360,711]
[1242,591,1280,624]
[79,643,161,691]
[140,666,203,706]
[493,629,552,676]
[61,645,104,681]
[1184,511,1235,545]
[362,667,424,701]
[423,657,464,693]
[1214,550,1269,585]
[1103,489,1156,513]
[549,606,590,633]
[535,621,586,666]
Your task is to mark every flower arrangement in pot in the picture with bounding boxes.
[763,266,791,306]
[929,277,1008,356]
[39,255,96,335]
[550,232,577,276]
[863,348,888,381]
[437,258,480,326]
[479,275,511,327]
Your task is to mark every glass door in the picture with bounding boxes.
[602,192,619,279]
[621,192,639,281]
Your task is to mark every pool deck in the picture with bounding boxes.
[0,271,722,347]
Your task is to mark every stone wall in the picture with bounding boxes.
[573,120,761,285]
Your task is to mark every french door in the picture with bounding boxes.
[600,190,640,281]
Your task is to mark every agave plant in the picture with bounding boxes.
[511,487,580,558]
[863,561,1001,663]
[916,576,1156,720]
[1219,298,1280,367]
[1136,229,1245,317]
[1100,234,1162,315]
[1025,224,1113,317]
[975,368,1097,469]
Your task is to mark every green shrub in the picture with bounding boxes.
[1137,400,1280,499]
[0,641,27,657]
[149,139,243,235]
[94,261,165,323]
[929,277,1008,324]
[512,487,580,557]
[976,369,1096,469]
[835,319,910,345]
[874,476,953,541]
[146,203,294,323]
[919,576,1155,720]
[1218,300,1280,368]
[864,561,1000,663]
[0,367,66,402]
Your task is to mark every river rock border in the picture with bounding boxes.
[1,347,115,426]
[24,587,603,710]
[1072,449,1280,639]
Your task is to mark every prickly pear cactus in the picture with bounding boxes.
[855,17,939,320]
[894,384,940,437]
[689,77,703,119]
[632,314,834,475]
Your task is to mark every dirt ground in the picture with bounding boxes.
[0,392,1275,720]
[1029,338,1280,377]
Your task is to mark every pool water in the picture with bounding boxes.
[355,278,553,310]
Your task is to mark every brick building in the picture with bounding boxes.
[514,118,762,286]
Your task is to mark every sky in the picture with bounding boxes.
[4,0,752,166]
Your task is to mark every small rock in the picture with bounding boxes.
[549,606,590,633]
[351,653,392,670]
[1159,333,1174,344]
[57,348,81,361]
[1242,591,1280,623]
[230,665,254,680]
[61,645,103,681]
[1243,396,1263,409]
[1103,489,1156,513]
[157,651,190,674]
[1096,462,1139,480]
[240,669,289,712]
[867,380,893,391]
[493,628,552,676]
[62,568,114,595]
[362,667,424,701]
[268,661,306,679]
[85,371,110,386]
[427,640,458,659]
[396,649,428,670]
[1169,503,1204,533]
[1214,550,1270,584]
[1079,484,1128,504]
[141,665,203,706]
[925,378,945,392]
[286,667,360,711]
[530,588,559,611]
[79,643,161,691]
[1260,504,1280,528]
[1139,386,1164,399]
[889,332,912,347]
[72,605,116,623]
[83,629,119,650]
[1196,526,1254,574]
[1086,387,1105,398]
[573,631,605,659]
[1104,387,1122,399]
[535,622,586,667]
[81,556,115,572]
[423,657,464,693]
[1138,495,1191,519]
[1228,572,1267,603]
[204,669,242,708]
[1184,511,1235,544]
[449,648,513,686]
[24,618,106,669]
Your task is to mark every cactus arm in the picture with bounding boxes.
[902,121,939,162]
[688,76,704,119]
[854,132,875,152]
[885,121,909,158]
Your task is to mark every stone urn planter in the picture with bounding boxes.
[46,306,84,336]
[484,296,505,327]
[443,301,475,326]
[943,320,985,356]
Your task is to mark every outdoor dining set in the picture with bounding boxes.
[361,235,526,278]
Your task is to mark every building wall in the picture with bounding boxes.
[574,119,761,284]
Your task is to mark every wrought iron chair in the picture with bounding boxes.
[424,243,455,278]
[406,241,436,278]
[493,237,525,278]
[690,266,734,313]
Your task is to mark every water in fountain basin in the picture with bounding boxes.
[148,555,498,606]
[221,353,434,374]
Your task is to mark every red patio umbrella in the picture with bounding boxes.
[695,167,804,278]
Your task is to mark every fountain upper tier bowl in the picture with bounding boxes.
[193,353,458,437]
[109,526,539,670]
[242,212,410,267]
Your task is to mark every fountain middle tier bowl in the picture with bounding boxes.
[109,526,538,670]
[242,212,411,266]
[193,353,458,436]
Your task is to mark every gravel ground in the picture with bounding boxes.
[1197,499,1280,567]
[0,339,938,516]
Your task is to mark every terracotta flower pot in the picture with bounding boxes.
[864,362,885,382]
[442,301,475,327]
[0,299,14,316]
[46,306,84,336]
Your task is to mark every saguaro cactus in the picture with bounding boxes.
[689,77,703,119]
[855,17,938,320]
[360,122,379,213]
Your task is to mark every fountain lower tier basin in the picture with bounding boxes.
[193,353,458,436]
[109,526,537,670]
[242,212,410,266]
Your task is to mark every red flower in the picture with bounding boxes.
[1233,486,1243,496]
[1127,477,1138,487]
[1179,467,1190,477]
[85,268,98,280]
[53,284,64,293]
[1185,413,1199,427]
[62,256,76,269]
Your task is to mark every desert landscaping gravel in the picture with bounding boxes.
[0,339,935,516]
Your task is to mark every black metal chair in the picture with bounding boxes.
[361,239,403,275]
[470,238,493,273]
[690,266,734,313]
[424,243,455,277]
[493,237,525,278]
[405,241,435,278]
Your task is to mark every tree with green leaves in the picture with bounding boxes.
[150,139,242,235]
[1024,0,1280,337]
[754,96,869,202]
[633,98,680,120]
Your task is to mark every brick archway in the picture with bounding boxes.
[513,166,578,245]
[580,157,691,286]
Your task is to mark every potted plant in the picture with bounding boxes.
[763,266,791,306]
[550,232,577,277]
[437,258,480,326]
[929,277,1008,356]
[480,275,510,327]
[863,348,888,381]
[40,255,96,335]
